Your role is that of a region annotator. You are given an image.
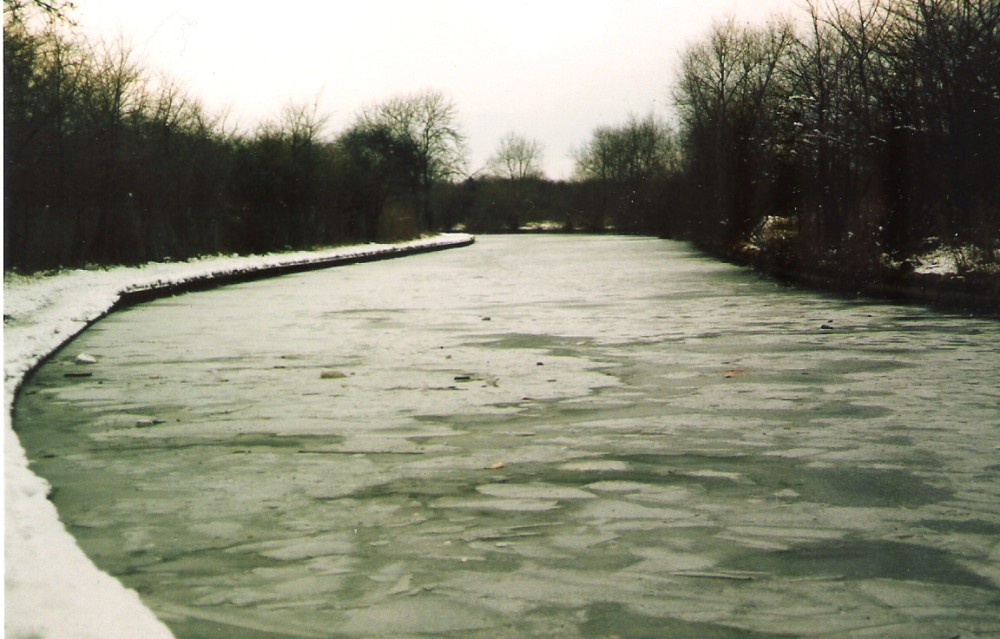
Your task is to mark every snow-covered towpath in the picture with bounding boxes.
[3,234,473,639]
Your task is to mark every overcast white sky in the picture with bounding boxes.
[72,0,804,179]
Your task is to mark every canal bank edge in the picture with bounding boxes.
[3,233,474,639]
[705,238,1000,317]
[117,234,475,307]
[761,263,1000,317]
[508,231,999,316]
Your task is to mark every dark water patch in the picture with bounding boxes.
[339,475,483,503]
[166,618,322,639]
[472,333,576,350]
[469,332,605,360]
[804,357,913,376]
[886,313,986,328]
[74,432,318,455]
[323,306,410,315]
[65,523,295,600]
[134,546,288,582]
[916,518,1000,536]
[722,539,997,590]
[810,399,895,420]
[781,465,952,507]
[688,330,726,340]
[599,454,952,508]
[580,602,796,639]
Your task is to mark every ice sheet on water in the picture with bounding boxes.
[3,234,472,639]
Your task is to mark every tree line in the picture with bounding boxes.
[6,0,999,277]
[431,119,680,235]
[4,1,466,272]
[569,0,999,275]
[422,0,1000,279]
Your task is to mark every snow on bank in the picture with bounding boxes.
[3,234,473,639]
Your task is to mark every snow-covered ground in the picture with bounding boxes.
[911,245,960,275]
[3,234,472,639]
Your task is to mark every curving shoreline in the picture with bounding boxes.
[3,233,474,639]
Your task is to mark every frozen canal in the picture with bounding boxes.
[15,235,1000,638]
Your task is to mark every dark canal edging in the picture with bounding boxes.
[760,263,1000,318]
[12,234,475,403]
[678,235,1000,317]
[479,231,999,316]
[117,235,475,306]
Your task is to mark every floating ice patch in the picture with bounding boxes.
[681,469,743,481]
[477,483,596,500]
[584,481,652,493]
[559,460,631,472]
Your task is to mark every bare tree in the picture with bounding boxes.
[674,17,795,247]
[573,113,677,182]
[780,1,861,248]
[359,89,467,229]
[5,6,450,270]
[486,132,544,180]
[571,113,679,231]
[882,0,1000,252]
[3,0,75,25]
